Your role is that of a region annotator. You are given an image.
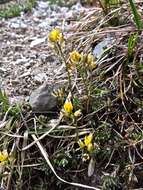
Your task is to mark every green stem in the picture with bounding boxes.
[56,43,72,92]
[79,65,90,113]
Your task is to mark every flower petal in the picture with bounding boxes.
[78,139,85,149]
[84,133,93,146]
[63,100,73,115]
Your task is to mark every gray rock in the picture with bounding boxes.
[34,73,47,84]
[10,23,20,29]
[49,18,58,27]
[29,83,61,113]
[15,58,29,65]
[38,1,49,10]
[19,71,31,78]
[93,37,114,59]
[71,2,83,11]
[0,67,7,73]
[32,9,46,18]
[38,20,50,29]
[30,37,46,48]
[10,22,27,29]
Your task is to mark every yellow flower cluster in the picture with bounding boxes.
[69,51,96,70]
[69,51,81,63]
[63,99,81,118]
[78,133,94,152]
[48,29,64,43]
[86,54,96,69]
[0,150,9,165]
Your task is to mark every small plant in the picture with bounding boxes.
[24,0,37,12]
[0,0,37,18]
[102,174,121,190]
[0,4,21,18]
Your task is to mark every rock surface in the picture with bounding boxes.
[93,37,114,59]
[29,82,60,113]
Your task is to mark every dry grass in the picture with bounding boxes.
[0,1,143,189]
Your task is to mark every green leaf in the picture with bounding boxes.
[129,0,143,30]
[128,32,138,57]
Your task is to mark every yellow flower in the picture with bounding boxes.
[74,110,82,117]
[87,54,94,64]
[84,133,93,146]
[86,54,96,69]
[90,62,96,69]
[69,51,81,63]
[78,139,85,149]
[78,133,94,152]
[63,100,73,115]
[48,29,64,43]
[87,143,94,152]
[0,150,8,163]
